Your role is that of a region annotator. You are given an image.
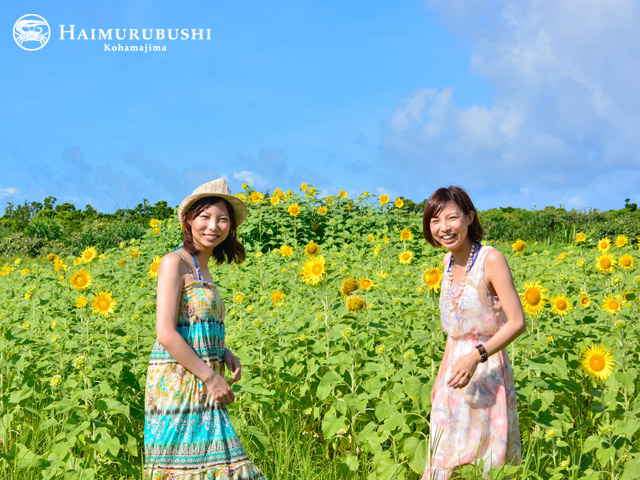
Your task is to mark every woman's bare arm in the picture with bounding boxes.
[155,253,235,405]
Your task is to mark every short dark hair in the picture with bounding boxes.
[182,197,246,264]
[422,186,483,247]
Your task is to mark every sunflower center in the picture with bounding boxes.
[151,264,159,272]
[556,299,567,310]
[600,258,611,269]
[609,300,620,310]
[312,264,323,275]
[581,297,589,305]
[99,299,109,309]
[76,276,87,287]
[621,258,630,267]
[589,355,605,372]
[525,288,540,305]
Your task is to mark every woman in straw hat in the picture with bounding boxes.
[144,178,264,479]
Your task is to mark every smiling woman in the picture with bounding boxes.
[144,178,264,480]
[420,186,526,480]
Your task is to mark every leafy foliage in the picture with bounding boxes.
[0,186,639,478]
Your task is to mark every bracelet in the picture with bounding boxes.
[475,344,488,363]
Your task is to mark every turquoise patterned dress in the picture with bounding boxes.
[144,270,264,479]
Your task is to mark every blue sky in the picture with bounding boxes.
[2,0,639,213]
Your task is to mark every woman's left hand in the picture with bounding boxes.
[224,349,242,383]
[447,350,480,389]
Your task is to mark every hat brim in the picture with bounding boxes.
[178,193,247,227]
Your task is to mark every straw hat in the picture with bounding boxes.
[177,178,247,226]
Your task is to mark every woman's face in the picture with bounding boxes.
[189,200,231,251]
[429,201,474,250]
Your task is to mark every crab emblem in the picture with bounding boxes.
[13,14,50,51]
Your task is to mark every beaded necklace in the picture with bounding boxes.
[446,242,481,312]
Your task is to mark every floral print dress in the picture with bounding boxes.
[144,273,264,480]
[422,246,521,480]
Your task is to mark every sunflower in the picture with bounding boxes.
[54,258,67,273]
[76,295,88,308]
[340,277,358,296]
[249,191,264,203]
[557,252,567,260]
[602,294,622,315]
[346,295,366,312]
[130,248,141,259]
[234,292,244,303]
[300,256,326,285]
[395,198,404,208]
[148,256,161,279]
[46,253,58,262]
[91,290,116,317]
[288,204,301,217]
[520,280,548,317]
[379,194,389,205]
[400,228,413,241]
[615,235,628,248]
[345,204,352,211]
[512,239,526,254]
[359,277,373,290]
[618,254,634,270]
[306,186,317,196]
[117,258,126,266]
[550,294,572,316]
[270,195,282,206]
[80,246,98,263]
[575,232,586,243]
[300,183,308,191]
[338,190,348,199]
[577,258,585,268]
[70,270,93,290]
[304,241,320,256]
[423,266,443,292]
[374,244,381,256]
[579,292,591,307]
[149,218,160,228]
[317,206,327,216]
[597,237,611,252]
[580,344,614,382]
[595,253,616,273]
[382,236,389,245]
[270,290,285,306]
[398,251,413,265]
[280,245,293,257]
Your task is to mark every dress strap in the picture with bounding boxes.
[173,251,198,282]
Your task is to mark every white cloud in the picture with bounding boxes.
[231,170,268,188]
[0,187,18,199]
[384,0,640,209]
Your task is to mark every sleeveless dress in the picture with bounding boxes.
[144,255,264,479]
[422,246,521,480]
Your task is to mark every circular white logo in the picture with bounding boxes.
[14,14,50,51]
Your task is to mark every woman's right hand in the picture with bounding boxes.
[205,373,236,405]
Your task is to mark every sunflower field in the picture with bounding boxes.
[0,186,639,479]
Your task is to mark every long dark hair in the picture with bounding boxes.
[182,197,246,264]
[422,186,483,247]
